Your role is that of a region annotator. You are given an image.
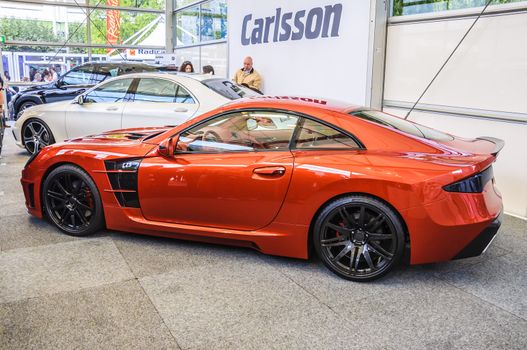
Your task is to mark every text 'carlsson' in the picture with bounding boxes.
[241,4,343,46]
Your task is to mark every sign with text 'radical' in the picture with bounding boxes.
[228,0,373,105]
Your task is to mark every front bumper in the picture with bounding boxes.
[11,125,24,148]
[454,211,503,259]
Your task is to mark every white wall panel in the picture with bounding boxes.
[385,12,527,115]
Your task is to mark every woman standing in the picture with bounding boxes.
[179,61,194,73]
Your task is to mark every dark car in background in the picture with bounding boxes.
[9,61,160,120]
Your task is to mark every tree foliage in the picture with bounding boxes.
[392,0,523,16]
[0,0,164,53]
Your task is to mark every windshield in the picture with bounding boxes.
[351,110,454,141]
[202,79,262,100]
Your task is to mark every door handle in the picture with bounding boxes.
[174,107,188,113]
[106,106,119,111]
[253,166,286,176]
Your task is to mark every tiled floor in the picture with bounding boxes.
[1,126,526,349]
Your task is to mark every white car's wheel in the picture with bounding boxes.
[22,119,55,154]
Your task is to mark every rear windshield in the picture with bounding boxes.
[94,64,159,82]
[351,110,454,141]
[202,79,262,100]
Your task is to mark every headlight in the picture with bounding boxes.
[443,166,493,193]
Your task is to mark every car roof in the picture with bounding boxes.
[81,61,156,67]
[106,72,226,83]
[222,96,364,114]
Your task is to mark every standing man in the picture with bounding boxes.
[233,56,262,92]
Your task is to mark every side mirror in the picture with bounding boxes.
[158,136,178,157]
[56,79,63,88]
[76,95,85,105]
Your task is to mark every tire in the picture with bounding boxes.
[42,164,104,236]
[313,195,405,282]
[16,101,38,120]
[22,118,55,154]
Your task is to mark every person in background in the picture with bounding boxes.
[179,61,194,73]
[202,65,215,75]
[0,74,7,126]
[233,56,262,92]
[0,74,4,110]
[42,69,53,83]
[3,71,10,82]
[33,72,42,83]
[29,67,36,82]
[49,66,58,81]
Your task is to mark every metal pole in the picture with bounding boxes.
[165,0,174,53]
[87,0,92,61]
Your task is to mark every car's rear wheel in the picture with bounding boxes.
[23,119,55,154]
[42,165,104,236]
[313,195,405,281]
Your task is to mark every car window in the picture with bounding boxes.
[176,111,299,153]
[61,65,94,85]
[351,110,454,141]
[294,118,360,149]
[133,78,196,104]
[84,78,133,103]
[202,79,261,100]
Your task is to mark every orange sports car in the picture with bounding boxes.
[20,97,504,281]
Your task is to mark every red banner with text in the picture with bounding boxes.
[106,0,120,53]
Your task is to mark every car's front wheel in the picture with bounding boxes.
[313,195,405,281]
[16,101,38,120]
[42,164,104,236]
[22,119,55,154]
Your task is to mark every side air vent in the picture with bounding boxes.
[104,159,141,208]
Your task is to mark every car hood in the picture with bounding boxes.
[18,82,56,94]
[34,127,172,163]
[68,127,172,145]
[21,100,73,116]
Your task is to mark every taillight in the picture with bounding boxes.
[443,166,493,193]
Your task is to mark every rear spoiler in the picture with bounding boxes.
[476,136,505,157]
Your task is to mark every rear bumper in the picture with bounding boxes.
[454,211,502,260]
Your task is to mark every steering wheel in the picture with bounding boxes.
[202,130,222,143]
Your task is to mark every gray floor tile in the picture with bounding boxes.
[262,255,436,308]
[0,280,180,350]
[334,280,527,350]
[139,258,389,350]
[0,214,76,251]
[435,252,527,320]
[111,231,264,278]
[0,239,134,303]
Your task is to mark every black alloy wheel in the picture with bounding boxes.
[313,196,405,281]
[42,165,104,236]
[17,101,37,120]
[23,119,55,154]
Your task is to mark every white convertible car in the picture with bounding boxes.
[13,73,260,153]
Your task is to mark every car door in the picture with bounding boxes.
[121,77,199,129]
[138,110,300,231]
[43,64,96,104]
[65,78,134,139]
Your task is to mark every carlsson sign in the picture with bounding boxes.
[228,0,375,105]
[241,4,343,45]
